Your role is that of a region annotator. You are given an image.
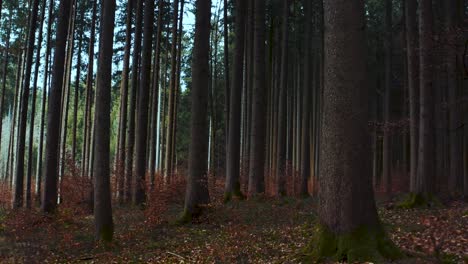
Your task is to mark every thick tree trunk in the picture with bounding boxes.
[13,0,40,208]
[248,0,267,195]
[310,0,401,261]
[93,0,116,242]
[183,0,211,220]
[41,0,72,213]
[125,0,143,203]
[134,0,155,206]
[224,0,246,201]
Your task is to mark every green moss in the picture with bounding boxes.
[397,193,441,209]
[99,224,114,242]
[176,210,193,225]
[303,223,404,263]
[223,182,245,203]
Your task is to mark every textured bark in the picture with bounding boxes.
[117,0,134,203]
[248,0,267,195]
[41,0,72,213]
[417,0,435,196]
[36,0,54,204]
[164,0,180,181]
[134,0,155,206]
[276,0,290,196]
[93,0,116,242]
[13,0,40,208]
[405,0,418,193]
[311,0,400,261]
[183,0,211,218]
[382,0,392,194]
[125,0,143,203]
[26,0,47,208]
[445,0,462,195]
[224,0,246,200]
[148,0,165,189]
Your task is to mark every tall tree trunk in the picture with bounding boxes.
[36,0,54,204]
[117,0,134,203]
[248,0,267,195]
[93,0,116,242]
[41,0,72,213]
[406,0,418,193]
[417,0,435,197]
[125,0,143,203]
[82,0,97,178]
[0,22,11,177]
[134,0,155,206]
[276,0,290,196]
[164,0,180,181]
[223,0,230,149]
[311,0,401,261]
[13,0,40,209]
[183,0,211,220]
[445,0,462,195]
[224,0,246,201]
[26,0,47,208]
[382,0,392,195]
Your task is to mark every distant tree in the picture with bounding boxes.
[13,0,40,208]
[182,0,211,221]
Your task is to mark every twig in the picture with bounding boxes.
[166,251,187,261]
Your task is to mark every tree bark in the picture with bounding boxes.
[382,0,392,195]
[311,0,401,261]
[183,0,211,220]
[125,0,143,203]
[93,0,116,242]
[134,0,155,206]
[248,0,267,195]
[224,0,246,201]
[41,0,72,213]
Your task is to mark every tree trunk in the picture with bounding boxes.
[223,0,230,151]
[164,0,180,181]
[36,0,54,205]
[72,30,83,163]
[224,0,246,201]
[41,0,72,213]
[13,0,40,209]
[117,0,134,203]
[134,0,155,206]
[93,0,116,242]
[183,0,211,220]
[0,22,11,179]
[417,0,435,197]
[125,0,143,203]
[405,0,418,193]
[382,0,392,195]
[276,0,290,196]
[311,0,401,261]
[248,0,267,195]
[26,0,47,208]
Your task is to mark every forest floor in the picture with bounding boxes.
[0,193,466,263]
